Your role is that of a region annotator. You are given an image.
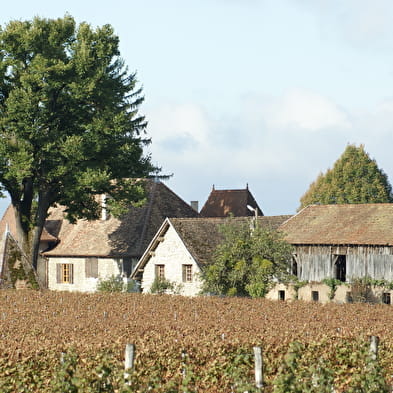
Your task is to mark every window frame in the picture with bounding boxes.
[155,264,165,280]
[182,264,193,283]
[56,263,74,284]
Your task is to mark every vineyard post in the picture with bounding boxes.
[124,343,135,383]
[369,336,379,361]
[182,350,187,379]
[253,346,263,390]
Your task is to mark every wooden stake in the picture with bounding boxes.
[369,336,379,361]
[124,343,135,383]
[253,346,263,389]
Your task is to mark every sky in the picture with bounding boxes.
[2,0,393,216]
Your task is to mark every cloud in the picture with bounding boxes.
[295,0,393,51]
[261,88,351,131]
[145,90,393,215]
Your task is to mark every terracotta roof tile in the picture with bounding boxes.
[200,187,263,217]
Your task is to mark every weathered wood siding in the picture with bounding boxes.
[294,245,393,282]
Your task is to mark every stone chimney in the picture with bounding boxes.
[190,201,199,213]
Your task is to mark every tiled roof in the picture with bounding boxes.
[132,215,291,280]
[43,180,199,257]
[172,216,290,267]
[280,204,393,246]
[0,205,57,242]
[170,215,291,267]
[200,187,263,217]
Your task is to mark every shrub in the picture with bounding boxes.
[150,277,183,294]
[96,275,138,293]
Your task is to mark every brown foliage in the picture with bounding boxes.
[0,290,392,391]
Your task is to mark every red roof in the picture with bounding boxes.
[200,187,263,218]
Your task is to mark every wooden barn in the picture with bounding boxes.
[280,204,393,283]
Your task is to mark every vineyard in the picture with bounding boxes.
[0,290,392,392]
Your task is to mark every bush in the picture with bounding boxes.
[349,277,378,303]
[96,275,138,293]
[150,277,183,294]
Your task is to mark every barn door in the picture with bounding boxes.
[334,255,346,282]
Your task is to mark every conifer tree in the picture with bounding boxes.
[299,144,393,209]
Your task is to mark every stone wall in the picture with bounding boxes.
[141,225,202,296]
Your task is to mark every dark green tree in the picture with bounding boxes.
[201,220,293,297]
[0,15,157,273]
[299,144,393,210]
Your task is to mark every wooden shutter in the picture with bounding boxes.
[85,259,91,278]
[69,264,74,284]
[85,258,98,278]
[182,265,186,282]
[56,264,61,283]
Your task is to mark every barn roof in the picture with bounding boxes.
[280,204,393,246]
[43,180,199,258]
[200,186,263,217]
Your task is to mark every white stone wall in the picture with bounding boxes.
[47,256,122,292]
[141,225,202,296]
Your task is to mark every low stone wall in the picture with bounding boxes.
[266,282,393,304]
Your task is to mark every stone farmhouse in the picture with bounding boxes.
[0,180,199,291]
[131,216,290,295]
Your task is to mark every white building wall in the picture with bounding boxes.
[47,256,122,292]
[141,225,202,296]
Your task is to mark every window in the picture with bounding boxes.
[155,264,165,280]
[182,265,193,282]
[56,263,74,284]
[278,290,285,301]
[382,292,391,305]
[85,257,98,278]
[334,255,346,282]
[311,291,319,302]
[346,292,353,303]
[291,257,298,277]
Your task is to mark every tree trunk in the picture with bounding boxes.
[31,194,51,270]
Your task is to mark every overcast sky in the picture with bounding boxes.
[2,0,393,216]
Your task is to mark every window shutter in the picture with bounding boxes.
[85,258,98,278]
[91,258,98,278]
[56,264,61,284]
[85,258,91,278]
[182,265,186,282]
[69,264,74,284]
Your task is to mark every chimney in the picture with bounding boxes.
[190,201,199,213]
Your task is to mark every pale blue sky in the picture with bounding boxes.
[2,1,393,215]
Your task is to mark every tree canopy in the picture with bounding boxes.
[299,144,393,210]
[0,15,157,271]
[200,220,293,297]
